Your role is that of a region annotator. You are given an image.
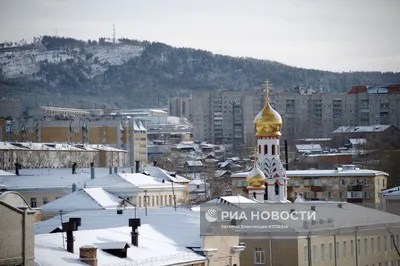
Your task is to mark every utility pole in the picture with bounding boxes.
[171,182,177,211]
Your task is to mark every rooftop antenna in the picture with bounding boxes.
[112,24,116,44]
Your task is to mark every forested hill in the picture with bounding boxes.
[0,36,399,109]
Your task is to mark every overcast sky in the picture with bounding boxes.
[1,0,399,72]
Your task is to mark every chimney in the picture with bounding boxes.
[114,166,118,174]
[90,162,95,179]
[153,161,157,167]
[15,163,21,176]
[129,218,141,247]
[135,161,140,173]
[62,217,81,253]
[79,245,98,266]
[109,166,112,175]
[72,162,77,174]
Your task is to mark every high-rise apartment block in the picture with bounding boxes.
[168,97,193,121]
[270,84,400,138]
[0,98,22,119]
[192,89,265,148]
[193,85,400,146]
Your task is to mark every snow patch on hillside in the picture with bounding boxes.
[0,45,144,79]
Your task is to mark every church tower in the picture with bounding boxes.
[249,79,289,202]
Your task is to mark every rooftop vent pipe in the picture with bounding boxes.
[129,218,141,247]
[135,161,140,173]
[90,162,95,179]
[62,217,81,253]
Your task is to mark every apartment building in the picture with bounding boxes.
[168,97,193,121]
[270,84,400,138]
[231,164,388,209]
[0,97,22,119]
[28,106,90,118]
[192,88,264,148]
[6,117,147,165]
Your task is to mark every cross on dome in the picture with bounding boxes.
[261,78,272,99]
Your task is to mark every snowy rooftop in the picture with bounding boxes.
[185,161,203,167]
[333,125,393,133]
[231,168,389,178]
[381,186,400,196]
[39,188,134,213]
[349,138,367,145]
[36,207,202,247]
[0,142,126,152]
[0,168,184,192]
[35,225,205,266]
[296,144,322,152]
[143,165,190,183]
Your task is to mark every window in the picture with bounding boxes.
[254,247,265,264]
[321,244,325,261]
[391,236,395,250]
[365,238,368,254]
[102,137,106,143]
[351,240,354,256]
[138,196,142,208]
[328,191,332,198]
[378,237,381,252]
[160,195,163,206]
[329,243,333,260]
[343,241,347,257]
[336,242,339,258]
[169,195,172,205]
[357,239,361,255]
[30,198,37,208]
[313,245,317,261]
[384,235,387,251]
[102,130,106,135]
[371,238,374,253]
[304,246,308,263]
[340,191,345,198]
[151,196,154,206]
[156,195,159,206]
[258,145,261,154]
[341,179,346,185]
[383,179,385,187]
[264,145,268,155]
[196,184,200,189]
[364,178,370,185]
[43,197,48,205]
[272,145,276,155]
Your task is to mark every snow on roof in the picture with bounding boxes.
[138,121,147,131]
[218,161,231,168]
[215,170,229,178]
[349,138,367,145]
[189,179,204,185]
[381,186,400,196]
[0,169,14,176]
[143,166,190,183]
[0,168,135,191]
[40,188,128,213]
[296,144,322,152]
[0,141,86,151]
[36,208,202,248]
[185,161,203,167]
[133,121,140,131]
[86,144,127,152]
[35,224,206,266]
[118,173,186,190]
[206,196,257,206]
[231,168,389,178]
[333,125,392,133]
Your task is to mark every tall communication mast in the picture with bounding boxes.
[112,24,116,44]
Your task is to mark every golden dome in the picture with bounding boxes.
[254,79,282,137]
[246,166,266,188]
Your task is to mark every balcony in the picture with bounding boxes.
[311,186,325,192]
[347,198,363,203]
[347,185,363,191]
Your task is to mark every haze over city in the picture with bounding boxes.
[1,0,399,72]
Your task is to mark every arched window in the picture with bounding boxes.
[272,144,276,155]
[277,145,279,155]
[264,145,268,155]
[258,145,261,154]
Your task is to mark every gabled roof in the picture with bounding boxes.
[39,188,129,213]
[35,225,206,266]
[118,173,186,189]
[143,165,190,183]
[333,125,393,133]
[138,121,147,131]
[185,161,203,167]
